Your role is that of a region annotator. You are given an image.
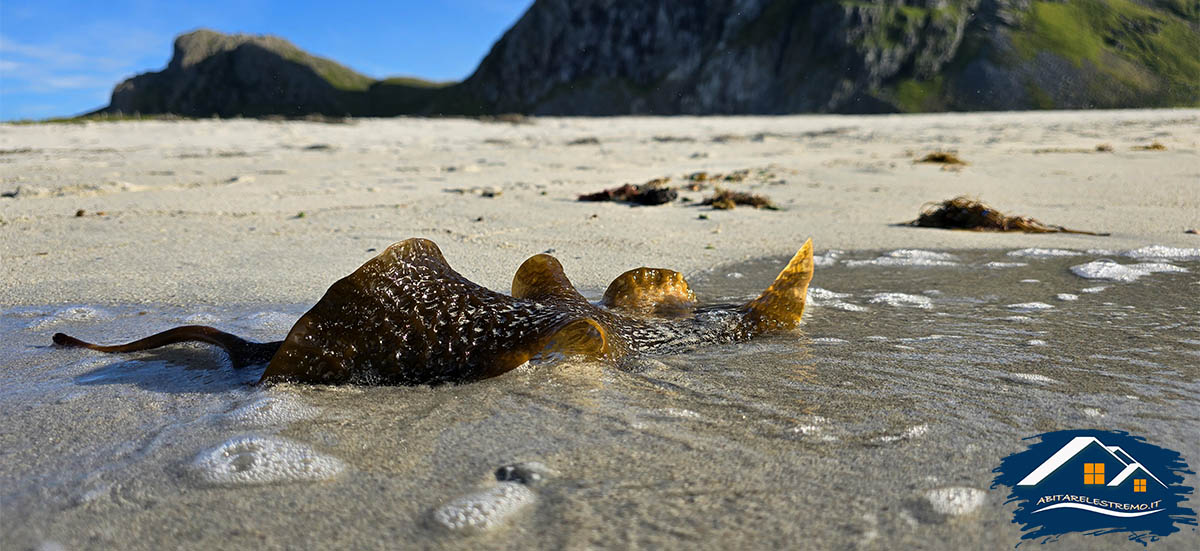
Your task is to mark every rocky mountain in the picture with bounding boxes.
[455,0,1199,114]
[99,1,1199,117]
[98,29,446,117]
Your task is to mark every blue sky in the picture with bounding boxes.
[0,0,533,120]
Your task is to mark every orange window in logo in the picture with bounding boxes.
[1134,479,1147,492]
[1084,463,1105,484]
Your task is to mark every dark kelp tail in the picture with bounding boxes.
[53,326,281,369]
[741,238,815,334]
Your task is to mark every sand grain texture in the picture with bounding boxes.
[2,110,1197,306]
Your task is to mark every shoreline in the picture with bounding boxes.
[2,110,1197,306]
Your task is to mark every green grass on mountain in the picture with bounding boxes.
[1010,0,1200,105]
[277,49,375,91]
[892,76,946,112]
[380,77,453,88]
[6,113,193,125]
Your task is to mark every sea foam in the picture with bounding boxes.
[190,435,343,486]
[845,250,958,267]
[868,293,933,309]
[1123,245,1200,261]
[925,487,986,516]
[26,306,110,329]
[433,483,535,533]
[807,287,868,312]
[1007,248,1082,258]
[1006,302,1054,312]
[984,261,1028,268]
[221,395,320,427]
[1069,259,1187,282]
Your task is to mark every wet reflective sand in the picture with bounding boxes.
[2,247,1197,550]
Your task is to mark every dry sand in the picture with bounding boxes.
[2,109,1197,306]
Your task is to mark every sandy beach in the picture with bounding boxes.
[2,110,1197,305]
[2,110,1199,550]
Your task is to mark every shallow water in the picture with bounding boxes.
[1,247,1198,550]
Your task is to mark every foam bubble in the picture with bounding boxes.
[984,261,1027,268]
[813,250,843,267]
[1007,248,1082,258]
[924,487,986,516]
[222,395,320,427]
[1124,245,1200,261]
[240,311,297,331]
[845,250,958,268]
[1055,293,1079,301]
[791,424,823,435]
[897,334,962,343]
[190,435,343,486]
[809,287,850,300]
[183,312,221,325]
[876,424,929,443]
[26,306,111,329]
[807,287,868,312]
[1027,339,1047,346]
[1002,373,1059,385]
[812,337,848,344]
[1080,286,1107,293]
[660,407,701,418]
[868,293,933,309]
[1069,260,1187,282]
[1007,302,1053,312]
[433,482,535,533]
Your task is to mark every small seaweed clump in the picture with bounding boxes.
[578,178,676,206]
[702,188,778,210]
[915,152,967,165]
[907,196,1107,235]
[684,169,755,189]
[1132,142,1167,151]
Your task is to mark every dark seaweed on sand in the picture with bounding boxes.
[578,178,677,206]
[915,152,967,165]
[702,188,778,210]
[905,196,1107,235]
[1132,141,1167,151]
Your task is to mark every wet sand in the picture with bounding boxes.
[1,111,1199,550]
[2,249,1198,550]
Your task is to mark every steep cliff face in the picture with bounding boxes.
[452,0,1198,114]
[455,0,979,114]
[103,29,377,117]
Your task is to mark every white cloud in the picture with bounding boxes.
[0,35,89,66]
[44,75,124,90]
[0,32,161,94]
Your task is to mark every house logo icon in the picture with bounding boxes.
[1017,436,1169,517]
[992,430,1196,545]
